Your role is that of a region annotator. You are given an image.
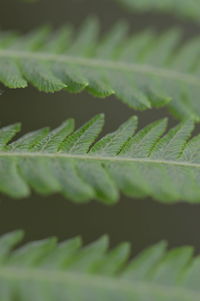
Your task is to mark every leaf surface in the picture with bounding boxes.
[0,231,200,301]
[1,115,200,203]
[1,20,200,120]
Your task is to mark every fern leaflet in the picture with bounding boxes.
[1,114,200,203]
[0,231,200,301]
[1,19,200,120]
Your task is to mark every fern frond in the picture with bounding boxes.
[1,114,200,204]
[114,0,200,22]
[1,19,200,120]
[0,231,199,301]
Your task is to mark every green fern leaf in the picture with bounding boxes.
[0,231,200,301]
[114,0,200,22]
[1,114,200,204]
[1,19,200,120]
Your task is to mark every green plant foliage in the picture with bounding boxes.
[1,19,200,120]
[1,114,200,204]
[0,230,199,301]
[114,0,200,22]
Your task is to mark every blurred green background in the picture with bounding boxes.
[1,0,200,254]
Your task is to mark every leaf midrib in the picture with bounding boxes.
[0,49,199,86]
[0,151,200,169]
[0,266,199,300]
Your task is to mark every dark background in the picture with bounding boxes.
[0,0,200,255]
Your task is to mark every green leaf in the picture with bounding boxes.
[1,19,200,120]
[1,114,200,204]
[0,231,200,301]
[114,0,200,22]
